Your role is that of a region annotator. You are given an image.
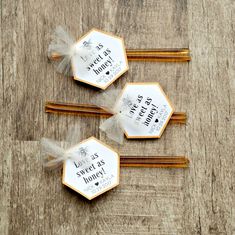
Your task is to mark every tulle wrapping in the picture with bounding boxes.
[99,114,124,144]
[48,26,75,76]
[40,125,88,170]
[91,86,138,144]
[91,86,122,113]
[41,138,70,170]
[48,26,92,76]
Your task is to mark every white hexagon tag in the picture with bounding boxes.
[115,83,174,138]
[62,137,119,200]
[71,29,128,90]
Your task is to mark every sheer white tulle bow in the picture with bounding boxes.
[48,26,93,76]
[91,87,137,144]
[41,125,89,170]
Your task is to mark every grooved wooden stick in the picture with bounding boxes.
[49,48,191,62]
[45,101,187,124]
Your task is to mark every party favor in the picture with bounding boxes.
[41,136,119,200]
[45,83,177,144]
[48,27,128,89]
[92,82,174,143]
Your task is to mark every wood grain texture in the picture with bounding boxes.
[0,0,234,234]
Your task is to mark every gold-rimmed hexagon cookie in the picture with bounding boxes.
[71,29,128,90]
[62,137,120,200]
[114,82,174,139]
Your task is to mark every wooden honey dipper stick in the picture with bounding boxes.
[45,101,187,124]
[49,48,191,62]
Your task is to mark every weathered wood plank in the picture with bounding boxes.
[1,0,234,234]
[184,1,235,234]
[0,141,12,235]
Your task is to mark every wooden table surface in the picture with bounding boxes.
[1,0,234,234]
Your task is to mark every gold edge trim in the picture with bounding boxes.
[62,136,120,200]
[72,29,128,90]
[118,83,174,139]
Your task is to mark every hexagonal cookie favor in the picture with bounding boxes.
[62,137,119,200]
[71,29,128,89]
[115,83,174,138]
